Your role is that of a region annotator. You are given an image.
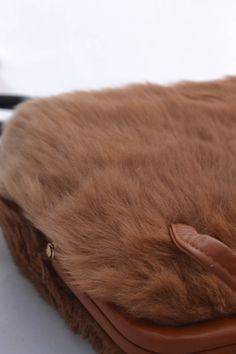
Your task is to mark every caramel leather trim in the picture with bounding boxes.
[169,224,236,292]
[52,259,236,354]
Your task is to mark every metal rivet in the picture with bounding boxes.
[46,242,55,259]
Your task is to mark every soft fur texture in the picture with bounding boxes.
[0,198,123,354]
[1,77,236,326]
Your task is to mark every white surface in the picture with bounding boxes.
[0,0,236,97]
[0,1,236,353]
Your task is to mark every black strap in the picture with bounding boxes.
[0,95,30,110]
[0,95,31,135]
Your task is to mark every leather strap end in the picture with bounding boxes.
[169,223,236,291]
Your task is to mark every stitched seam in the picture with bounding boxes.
[175,227,236,280]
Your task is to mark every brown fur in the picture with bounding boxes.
[0,198,123,354]
[1,77,236,326]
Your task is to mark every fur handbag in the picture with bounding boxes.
[1,77,236,354]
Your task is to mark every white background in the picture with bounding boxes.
[0,1,236,353]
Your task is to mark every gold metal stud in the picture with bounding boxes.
[46,242,55,259]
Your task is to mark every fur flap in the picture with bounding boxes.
[1,77,236,325]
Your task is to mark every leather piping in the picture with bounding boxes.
[52,258,236,354]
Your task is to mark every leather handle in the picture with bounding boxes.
[169,224,236,291]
